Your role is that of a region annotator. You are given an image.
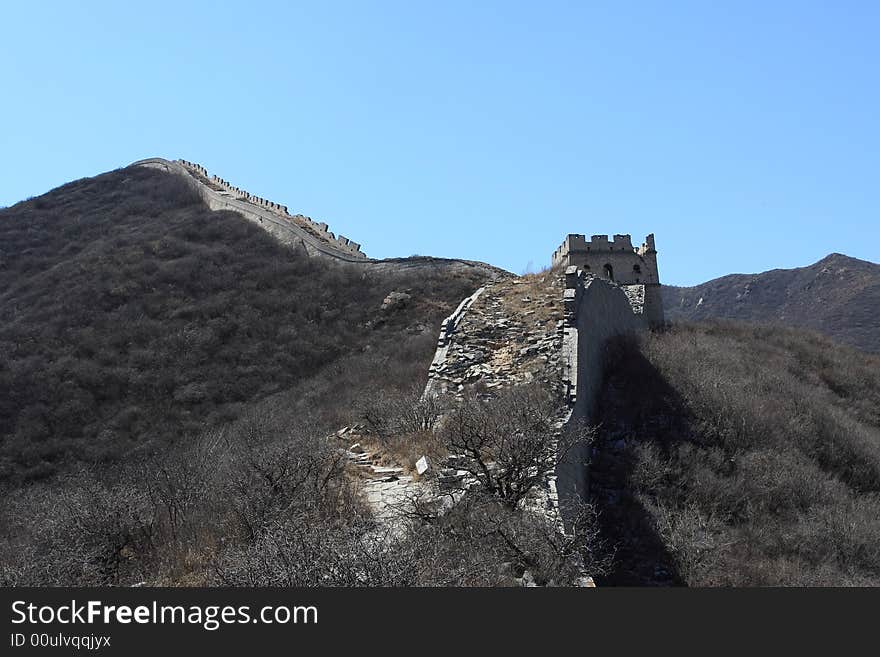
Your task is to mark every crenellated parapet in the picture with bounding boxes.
[552,231,664,326]
[130,157,508,279]
[173,159,367,259]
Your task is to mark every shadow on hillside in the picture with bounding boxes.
[590,334,685,586]
[0,166,489,486]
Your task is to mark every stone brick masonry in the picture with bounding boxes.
[420,264,654,585]
[131,157,507,279]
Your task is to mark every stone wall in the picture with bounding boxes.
[177,159,367,259]
[130,158,507,279]
[423,286,487,398]
[420,275,576,567]
[552,232,664,326]
[420,267,649,583]
[556,266,646,520]
[133,157,368,262]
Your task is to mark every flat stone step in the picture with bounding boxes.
[371,466,404,475]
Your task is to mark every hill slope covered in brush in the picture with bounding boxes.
[593,322,880,586]
[0,165,490,484]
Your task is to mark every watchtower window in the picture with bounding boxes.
[633,264,641,274]
[603,263,614,280]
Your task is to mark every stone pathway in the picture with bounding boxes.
[335,427,430,535]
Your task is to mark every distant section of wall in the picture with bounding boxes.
[130,157,507,279]
[138,158,368,260]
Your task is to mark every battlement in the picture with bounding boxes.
[552,231,663,326]
[552,233,658,266]
[175,159,366,259]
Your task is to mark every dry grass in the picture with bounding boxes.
[503,271,563,329]
[338,430,445,479]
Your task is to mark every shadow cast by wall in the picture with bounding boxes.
[589,333,687,586]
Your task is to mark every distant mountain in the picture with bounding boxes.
[662,254,880,352]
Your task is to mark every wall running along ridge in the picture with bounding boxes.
[130,158,506,278]
[133,158,368,260]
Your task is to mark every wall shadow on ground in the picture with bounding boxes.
[590,334,686,586]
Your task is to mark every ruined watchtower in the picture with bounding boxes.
[552,233,664,326]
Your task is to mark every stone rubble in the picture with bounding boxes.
[421,275,590,573]
[336,270,619,586]
[425,275,565,398]
[381,290,412,311]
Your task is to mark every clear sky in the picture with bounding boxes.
[1,1,877,285]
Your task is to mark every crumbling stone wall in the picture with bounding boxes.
[424,286,488,398]
[423,265,648,556]
[421,274,569,532]
[423,276,563,401]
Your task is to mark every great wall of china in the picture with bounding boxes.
[131,158,504,278]
[133,156,663,584]
[420,260,659,573]
[340,245,662,585]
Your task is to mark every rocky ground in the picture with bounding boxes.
[335,272,570,536]
[334,271,595,585]
[426,271,566,399]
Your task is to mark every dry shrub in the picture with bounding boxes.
[593,323,880,586]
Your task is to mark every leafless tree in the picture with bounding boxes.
[440,385,593,508]
[357,385,444,438]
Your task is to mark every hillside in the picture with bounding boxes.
[592,322,880,586]
[0,162,581,586]
[662,254,880,352]
[0,165,494,485]
[3,163,880,588]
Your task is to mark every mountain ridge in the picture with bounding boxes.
[662,253,880,352]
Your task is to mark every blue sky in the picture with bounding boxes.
[1,1,877,285]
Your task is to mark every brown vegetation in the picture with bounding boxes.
[0,383,602,586]
[592,321,880,586]
[0,166,596,586]
[0,166,486,485]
